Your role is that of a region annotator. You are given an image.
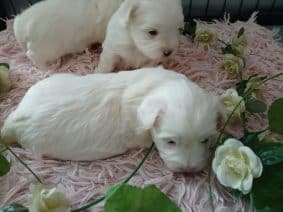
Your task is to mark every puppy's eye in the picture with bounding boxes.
[167,140,177,146]
[201,138,209,144]
[148,29,158,36]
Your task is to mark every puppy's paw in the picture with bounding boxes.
[26,44,50,68]
[93,67,109,73]
[143,60,162,68]
[95,49,122,73]
[93,61,114,73]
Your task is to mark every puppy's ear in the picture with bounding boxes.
[120,1,138,27]
[137,98,165,130]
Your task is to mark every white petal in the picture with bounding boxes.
[229,89,239,98]
[224,138,243,148]
[241,171,253,194]
[213,139,242,173]
[213,145,237,171]
[239,146,263,177]
[216,163,242,190]
[254,157,263,178]
[222,89,237,98]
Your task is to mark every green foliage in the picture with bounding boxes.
[268,98,283,135]
[236,79,248,96]
[237,27,245,38]
[257,142,283,166]
[230,188,244,200]
[105,184,123,200]
[241,132,261,153]
[235,74,259,96]
[220,28,245,55]
[220,134,233,145]
[183,20,196,38]
[105,184,181,212]
[245,99,267,113]
[0,63,10,70]
[0,144,6,153]
[203,21,283,212]
[221,44,236,55]
[253,162,283,212]
[230,96,283,212]
[0,154,10,176]
[0,203,28,212]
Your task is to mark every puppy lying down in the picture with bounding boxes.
[1,67,221,172]
[13,0,184,70]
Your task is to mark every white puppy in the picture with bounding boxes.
[96,0,184,72]
[14,0,184,70]
[14,0,124,67]
[1,67,221,172]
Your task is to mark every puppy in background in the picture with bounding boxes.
[1,66,222,172]
[14,0,124,67]
[96,0,184,72]
[14,0,184,71]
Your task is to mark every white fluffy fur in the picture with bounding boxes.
[13,0,124,67]
[14,0,184,70]
[96,0,184,72]
[1,67,221,172]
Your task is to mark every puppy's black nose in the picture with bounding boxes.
[163,50,172,57]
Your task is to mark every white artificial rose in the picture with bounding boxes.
[29,185,70,212]
[221,89,245,119]
[194,28,217,45]
[212,138,263,194]
[220,54,244,79]
[245,77,264,100]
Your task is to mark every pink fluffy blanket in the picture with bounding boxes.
[1,14,283,211]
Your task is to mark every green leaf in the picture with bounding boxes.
[105,184,123,200]
[236,80,248,96]
[0,203,29,212]
[253,162,283,212]
[221,44,234,54]
[241,132,261,153]
[0,143,7,154]
[0,63,10,70]
[229,188,243,199]
[268,98,283,135]
[0,154,10,176]
[257,142,283,166]
[220,134,233,145]
[246,99,267,113]
[236,74,262,97]
[237,27,245,38]
[104,184,181,212]
[183,20,196,38]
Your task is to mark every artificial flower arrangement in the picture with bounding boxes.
[184,20,283,211]
[1,21,283,212]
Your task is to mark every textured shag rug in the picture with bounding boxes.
[1,14,283,211]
